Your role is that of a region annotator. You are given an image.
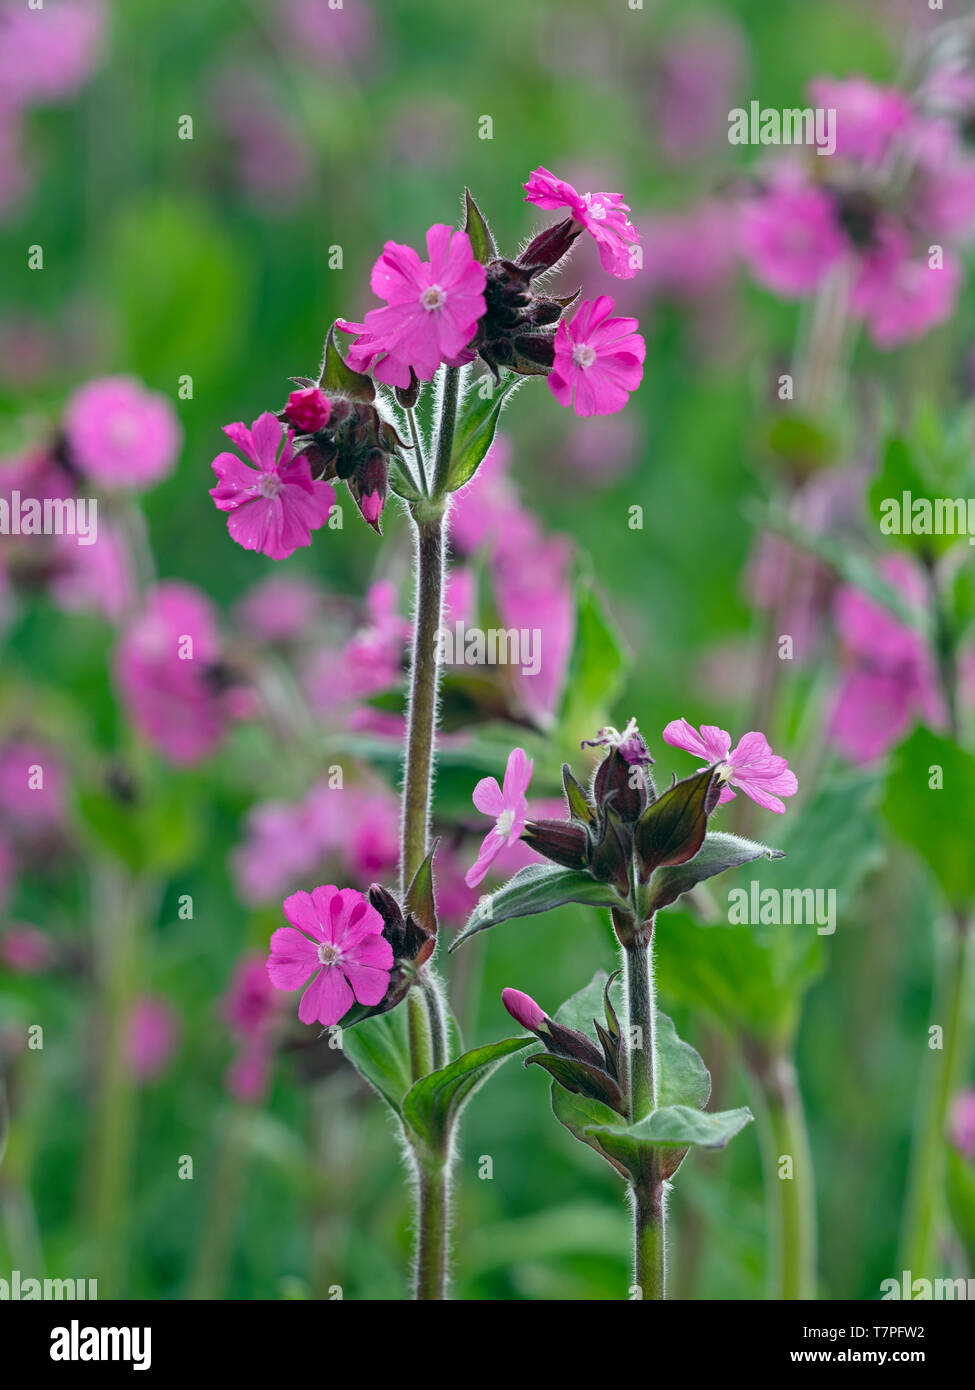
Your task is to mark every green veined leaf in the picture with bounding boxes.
[341,1007,413,1114]
[402,1035,531,1150]
[647,831,784,914]
[450,864,620,953]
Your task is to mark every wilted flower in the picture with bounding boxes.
[524,166,641,279]
[268,885,394,1027]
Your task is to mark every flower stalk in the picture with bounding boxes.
[623,929,666,1300]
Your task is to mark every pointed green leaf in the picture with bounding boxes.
[883,727,975,907]
[405,838,439,937]
[402,1036,531,1149]
[550,1084,631,1178]
[463,188,498,264]
[320,322,375,402]
[590,1104,753,1159]
[647,831,784,914]
[388,456,423,503]
[450,864,619,953]
[446,375,518,492]
[341,1007,413,1114]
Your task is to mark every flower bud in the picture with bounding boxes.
[521,817,590,870]
[518,216,581,273]
[284,386,331,434]
[502,987,547,1033]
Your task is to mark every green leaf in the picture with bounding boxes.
[388,457,423,503]
[463,188,498,264]
[341,1008,414,1114]
[450,864,619,953]
[320,323,375,402]
[647,831,784,914]
[883,727,975,908]
[405,839,439,937]
[402,1036,531,1150]
[445,375,518,492]
[589,1105,753,1176]
[559,579,628,743]
[763,412,836,468]
[634,766,718,881]
[550,1084,631,1178]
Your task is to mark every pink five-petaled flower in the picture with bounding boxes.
[63,375,182,490]
[663,719,798,814]
[340,224,487,389]
[268,885,393,1028]
[524,167,641,279]
[210,412,335,561]
[465,747,534,888]
[548,296,645,417]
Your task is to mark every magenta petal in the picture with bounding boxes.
[298,965,353,1027]
[472,776,504,817]
[267,927,320,991]
[343,960,391,1006]
[283,890,326,940]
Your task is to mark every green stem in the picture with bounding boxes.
[414,1153,448,1301]
[406,405,429,496]
[400,514,445,894]
[623,935,665,1299]
[189,1109,250,1300]
[752,1052,817,1300]
[88,863,142,1299]
[432,364,461,496]
[899,914,973,1280]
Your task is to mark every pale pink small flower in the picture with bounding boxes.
[548,295,645,417]
[64,376,182,489]
[268,885,393,1027]
[808,76,913,164]
[127,996,180,1083]
[341,224,486,388]
[740,175,847,298]
[851,221,961,348]
[663,719,798,814]
[235,573,320,644]
[284,386,331,434]
[524,166,641,279]
[210,411,335,560]
[465,747,534,887]
[501,987,547,1032]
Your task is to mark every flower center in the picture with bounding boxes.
[317,943,342,966]
[497,808,515,837]
[715,761,735,785]
[257,472,283,499]
[571,342,597,370]
[109,413,139,447]
[583,195,607,221]
[421,284,447,311]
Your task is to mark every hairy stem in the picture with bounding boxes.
[751,1051,817,1299]
[899,913,973,1280]
[624,935,665,1299]
[401,515,445,894]
[414,1153,448,1301]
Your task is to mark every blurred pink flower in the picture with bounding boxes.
[64,376,182,489]
[951,1090,975,1163]
[443,564,476,627]
[277,0,374,68]
[548,295,645,416]
[235,573,320,644]
[524,166,641,279]
[304,580,408,713]
[226,1048,272,1105]
[655,18,748,163]
[223,953,280,1038]
[449,435,520,554]
[232,796,329,905]
[851,222,961,348]
[209,64,311,206]
[466,747,533,887]
[115,581,241,765]
[341,225,486,388]
[126,996,180,1083]
[0,924,53,974]
[340,786,400,884]
[641,201,739,301]
[49,520,134,623]
[493,514,574,720]
[663,719,798,813]
[210,412,335,560]
[829,555,944,763]
[911,119,975,241]
[740,174,846,298]
[0,0,105,110]
[0,740,66,832]
[808,76,913,164]
[566,414,637,483]
[268,885,393,1027]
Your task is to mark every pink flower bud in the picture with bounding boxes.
[285,386,331,433]
[502,987,547,1033]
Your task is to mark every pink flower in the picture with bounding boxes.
[127,996,180,1083]
[851,222,961,348]
[740,176,847,298]
[548,296,645,417]
[210,411,335,560]
[115,581,241,765]
[49,520,135,623]
[0,0,106,111]
[808,77,913,164]
[341,224,486,388]
[449,435,521,553]
[278,0,374,69]
[493,514,574,719]
[501,987,547,1032]
[829,556,944,763]
[223,953,279,1038]
[662,719,798,814]
[0,740,66,832]
[465,747,534,887]
[0,924,52,974]
[951,1091,975,1163]
[284,386,331,433]
[524,166,641,279]
[235,573,320,644]
[268,885,393,1027]
[64,376,182,489]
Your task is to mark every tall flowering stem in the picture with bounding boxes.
[623,927,666,1300]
